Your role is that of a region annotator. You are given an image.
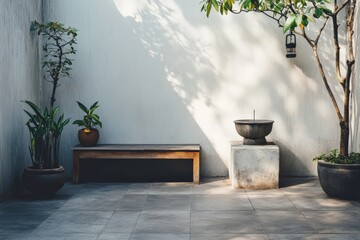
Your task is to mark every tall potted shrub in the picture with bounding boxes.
[23,21,77,197]
[201,0,358,199]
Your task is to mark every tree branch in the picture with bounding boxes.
[314,17,329,45]
[343,0,356,125]
[229,9,285,27]
[301,28,315,47]
[313,46,343,121]
[334,0,350,15]
[332,2,346,86]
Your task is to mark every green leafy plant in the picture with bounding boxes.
[23,21,77,169]
[30,20,78,108]
[23,100,70,169]
[313,149,360,164]
[73,101,103,130]
[201,0,356,159]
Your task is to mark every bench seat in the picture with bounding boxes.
[72,144,200,184]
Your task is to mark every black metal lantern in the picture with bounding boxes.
[286,32,296,58]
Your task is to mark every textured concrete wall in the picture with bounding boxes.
[351,2,360,153]
[0,0,42,199]
[43,0,354,177]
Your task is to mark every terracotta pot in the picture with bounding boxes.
[23,166,65,197]
[78,128,99,147]
[318,160,360,200]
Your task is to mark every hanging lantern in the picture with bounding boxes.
[285,32,296,58]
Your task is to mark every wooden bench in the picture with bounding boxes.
[72,144,200,184]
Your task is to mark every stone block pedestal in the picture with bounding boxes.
[229,141,279,189]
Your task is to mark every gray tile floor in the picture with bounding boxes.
[1,178,360,240]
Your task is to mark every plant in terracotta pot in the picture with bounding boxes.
[73,101,103,147]
[22,20,77,197]
[201,0,358,199]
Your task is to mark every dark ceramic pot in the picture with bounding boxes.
[78,128,99,147]
[23,166,65,197]
[318,160,360,200]
[234,119,274,145]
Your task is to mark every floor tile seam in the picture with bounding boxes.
[245,190,256,211]
[191,208,259,213]
[281,189,302,212]
[190,208,255,211]
[54,209,117,213]
[252,210,290,236]
[90,210,116,240]
[135,208,191,212]
[301,210,360,213]
[190,193,245,196]
[189,210,192,238]
[251,208,302,211]
[128,205,147,239]
[147,193,192,196]
[255,209,311,214]
[298,209,322,234]
[27,211,55,235]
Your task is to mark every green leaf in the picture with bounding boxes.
[314,8,323,18]
[76,101,89,113]
[295,15,303,26]
[72,120,84,126]
[23,100,42,117]
[323,8,332,16]
[90,101,99,110]
[301,15,309,27]
[211,0,219,11]
[283,15,297,32]
[206,3,212,17]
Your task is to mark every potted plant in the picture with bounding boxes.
[22,20,77,197]
[73,101,103,147]
[23,101,70,196]
[201,1,358,199]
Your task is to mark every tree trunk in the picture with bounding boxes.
[340,120,349,156]
[50,77,58,108]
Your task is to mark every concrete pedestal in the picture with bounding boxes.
[229,141,279,189]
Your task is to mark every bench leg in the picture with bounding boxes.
[193,152,200,184]
[73,151,80,184]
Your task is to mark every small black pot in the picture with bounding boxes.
[318,160,360,200]
[23,166,66,197]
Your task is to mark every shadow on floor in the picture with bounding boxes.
[279,176,318,188]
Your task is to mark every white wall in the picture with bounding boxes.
[0,0,42,199]
[43,0,351,177]
[351,2,360,152]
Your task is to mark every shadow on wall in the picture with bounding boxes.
[108,0,225,177]
[45,0,342,177]
[46,0,224,177]
[110,0,339,176]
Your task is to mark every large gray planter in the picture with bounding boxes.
[318,160,360,200]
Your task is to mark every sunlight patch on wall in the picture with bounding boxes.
[113,0,143,23]
[110,0,336,175]
[112,0,232,160]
